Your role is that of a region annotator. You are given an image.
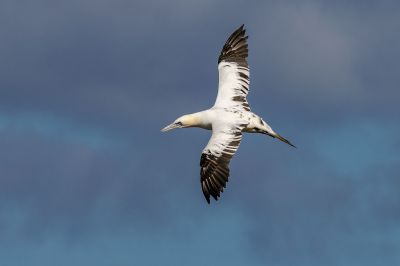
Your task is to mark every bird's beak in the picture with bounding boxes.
[274,133,296,148]
[161,122,182,132]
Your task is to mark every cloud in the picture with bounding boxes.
[245,1,400,122]
[232,118,400,265]
[0,0,400,265]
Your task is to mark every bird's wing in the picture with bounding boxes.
[200,122,247,203]
[214,24,250,111]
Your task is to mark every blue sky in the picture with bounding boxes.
[1,0,399,265]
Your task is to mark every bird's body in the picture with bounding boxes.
[162,25,294,203]
[180,108,271,134]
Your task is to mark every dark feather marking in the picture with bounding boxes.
[238,78,249,85]
[199,131,243,203]
[239,72,249,79]
[218,24,249,64]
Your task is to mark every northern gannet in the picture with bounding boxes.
[162,25,295,204]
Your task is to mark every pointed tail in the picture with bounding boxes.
[274,133,296,148]
[264,132,296,148]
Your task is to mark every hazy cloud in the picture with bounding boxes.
[0,0,399,265]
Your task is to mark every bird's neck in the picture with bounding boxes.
[186,111,211,130]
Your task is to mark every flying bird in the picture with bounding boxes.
[162,25,295,204]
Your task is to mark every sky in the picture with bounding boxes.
[1,0,400,265]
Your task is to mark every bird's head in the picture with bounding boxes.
[161,115,195,132]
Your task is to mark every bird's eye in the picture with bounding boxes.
[176,122,183,126]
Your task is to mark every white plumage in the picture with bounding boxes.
[215,61,250,110]
[162,25,294,203]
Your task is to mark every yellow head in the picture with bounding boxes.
[161,114,198,132]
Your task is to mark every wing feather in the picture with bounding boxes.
[214,25,250,111]
[200,123,246,203]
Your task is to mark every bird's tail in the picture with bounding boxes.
[257,116,296,148]
[267,132,296,148]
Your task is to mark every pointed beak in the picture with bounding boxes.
[274,133,296,148]
[161,122,181,132]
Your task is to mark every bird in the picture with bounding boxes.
[161,24,295,204]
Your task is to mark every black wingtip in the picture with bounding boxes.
[218,24,249,64]
[201,179,223,204]
[202,181,210,204]
[202,182,221,204]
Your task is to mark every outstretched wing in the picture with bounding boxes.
[214,24,250,111]
[200,122,246,203]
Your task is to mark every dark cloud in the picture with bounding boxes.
[0,0,400,265]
